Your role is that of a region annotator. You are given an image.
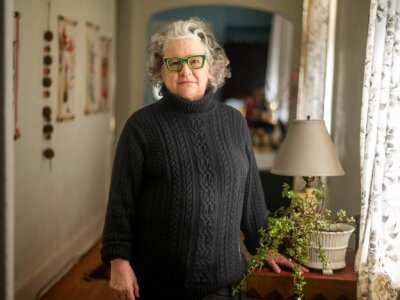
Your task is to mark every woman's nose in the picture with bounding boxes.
[179,63,192,76]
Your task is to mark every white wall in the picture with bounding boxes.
[13,0,116,299]
[1,0,15,299]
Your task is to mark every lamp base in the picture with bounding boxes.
[290,187,320,212]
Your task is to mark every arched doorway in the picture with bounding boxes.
[114,0,303,134]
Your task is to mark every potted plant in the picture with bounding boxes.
[233,179,355,299]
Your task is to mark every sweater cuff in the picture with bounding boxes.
[100,241,133,265]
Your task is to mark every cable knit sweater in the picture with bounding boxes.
[101,88,267,299]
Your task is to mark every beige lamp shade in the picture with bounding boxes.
[271,120,345,177]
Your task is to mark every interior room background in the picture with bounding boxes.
[1,0,381,299]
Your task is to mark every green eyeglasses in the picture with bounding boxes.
[163,55,206,71]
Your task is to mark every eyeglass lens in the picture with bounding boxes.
[166,56,204,71]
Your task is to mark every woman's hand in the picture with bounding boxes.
[110,258,140,300]
[266,253,309,274]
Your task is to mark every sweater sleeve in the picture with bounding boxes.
[240,120,268,255]
[101,121,144,264]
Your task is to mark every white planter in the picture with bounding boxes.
[304,223,354,274]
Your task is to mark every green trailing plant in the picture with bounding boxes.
[233,180,355,299]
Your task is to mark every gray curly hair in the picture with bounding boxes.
[147,18,231,92]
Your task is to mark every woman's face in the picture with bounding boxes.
[161,38,210,101]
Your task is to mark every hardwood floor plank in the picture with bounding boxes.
[40,241,113,300]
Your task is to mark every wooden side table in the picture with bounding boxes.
[246,252,357,300]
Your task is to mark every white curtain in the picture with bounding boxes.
[264,15,293,123]
[356,0,400,298]
[296,0,330,120]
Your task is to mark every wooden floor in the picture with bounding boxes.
[40,241,113,300]
[40,240,250,300]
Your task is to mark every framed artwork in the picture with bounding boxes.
[99,36,112,112]
[57,15,77,122]
[13,11,21,139]
[85,22,100,115]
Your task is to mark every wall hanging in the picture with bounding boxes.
[13,11,21,140]
[85,22,101,115]
[57,15,77,122]
[43,1,55,169]
[99,36,112,112]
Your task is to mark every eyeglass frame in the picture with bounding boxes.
[162,54,207,72]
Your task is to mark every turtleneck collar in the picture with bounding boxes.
[159,85,216,114]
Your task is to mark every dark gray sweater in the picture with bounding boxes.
[101,88,267,299]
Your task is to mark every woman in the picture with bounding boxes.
[101,18,297,300]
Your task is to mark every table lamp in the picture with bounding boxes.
[271,118,344,193]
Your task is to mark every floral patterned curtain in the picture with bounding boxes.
[356,0,400,298]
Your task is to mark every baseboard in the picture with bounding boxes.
[15,214,104,300]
